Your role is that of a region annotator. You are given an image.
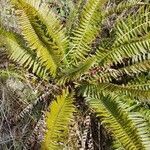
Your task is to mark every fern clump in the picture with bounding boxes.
[1,0,150,149]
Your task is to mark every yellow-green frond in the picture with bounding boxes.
[113,6,150,47]
[42,89,75,150]
[103,0,148,17]
[96,6,150,66]
[94,55,150,83]
[18,11,57,76]
[84,82,150,100]
[2,31,48,78]
[96,35,150,66]
[87,94,150,149]
[67,0,107,64]
[25,0,68,51]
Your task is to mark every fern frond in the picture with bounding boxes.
[10,0,69,75]
[17,11,58,76]
[139,108,150,130]
[42,89,75,150]
[128,102,150,130]
[84,82,150,100]
[96,6,150,66]
[114,6,150,46]
[95,57,150,83]
[19,0,68,54]
[2,31,48,78]
[96,35,150,66]
[87,94,150,149]
[67,0,107,64]
[122,59,150,75]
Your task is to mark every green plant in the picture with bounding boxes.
[1,0,150,149]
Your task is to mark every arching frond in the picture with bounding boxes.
[114,6,150,46]
[18,11,58,76]
[96,6,150,66]
[42,89,75,150]
[67,0,107,64]
[127,102,150,131]
[18,0,68,54]
[96,35,150,66]
[94,56,150,83]
[84,82,150,100]
[86,94,150,149]
[9,0,69,76]
[2,30,48,78]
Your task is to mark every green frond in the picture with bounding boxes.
[95,57,150,83]
[93,68,120,83]
[10,0,69,75]
[113,6,150,46]
[42,89,75,150]
[86,94,150,149]
[96,6,150,66]
[128,102,150,130]
[84,82,150,100]
[58,57,95,84]
[2,31,48,78]
[122,58,150,75]
[139,108,150,130]
[96,34,150,66]
[20,0,68,53]
[18,11,58,76]
[67,0,107,64]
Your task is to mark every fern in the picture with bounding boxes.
[2,31,48,78]
[96,6,150,66]
[18,11,58,76]
[84,82,150,100]
[114,6,150,46]
[42,89,75,150]
[86,94,150,149]
[92,55,150,83]
[9,0,69,76]
[96,34,150,66]
[18,0,68,54]
[67,0,107,64]
[1,0,150,149]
